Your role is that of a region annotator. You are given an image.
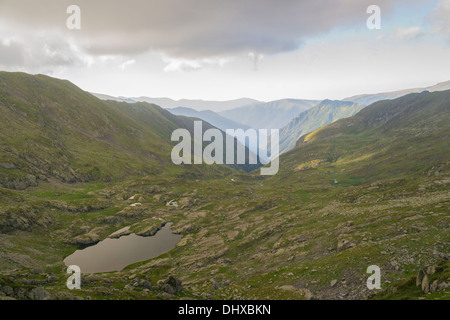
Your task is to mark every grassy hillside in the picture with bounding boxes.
[279,91,450,181]
[0,72,251,190]
[0,72,177,188]
[278,100,365,155]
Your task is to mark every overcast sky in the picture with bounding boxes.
[1,0,449,102]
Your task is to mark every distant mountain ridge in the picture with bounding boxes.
[167,107,251,132]
[91,93,261,112]
[219,99,321,130]
[344,80,450,106]
[93,93,320,131]
[166,107,260,155]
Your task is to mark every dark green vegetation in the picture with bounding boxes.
[0,72,448,300]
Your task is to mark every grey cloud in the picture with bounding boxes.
[430,0,450,42]
[0,0,409,61]
[0,32,88,73]
[248,52,263,71]
[0,41,25,67]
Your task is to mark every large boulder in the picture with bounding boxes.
[67,231,100,246]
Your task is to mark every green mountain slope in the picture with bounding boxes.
[278,100,365,155]
[0,72,245,190]
[279,90,450,181]
[250,90,449,299]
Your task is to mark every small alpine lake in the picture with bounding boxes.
[64,223,182,273]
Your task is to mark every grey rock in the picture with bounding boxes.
[138,279,152,289]
[416,269,425,286]
[27,287,51,300]
[1,286,13,296]
[421,275,430,294]
[160,276,183,295]
[438,282,449,291]
[429,280,439,293]
[426,265,436,275]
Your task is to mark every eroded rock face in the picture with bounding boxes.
[136,225,159,237]
[0,174,38,190]
[416,269,425,286]
[0,207,52,232]
[415,261,449,294]
[27,287,51,300]
[421,274,430,294]
[160,276,183,295]
[66,229,102,246]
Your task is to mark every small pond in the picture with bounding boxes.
[64,223,182,273]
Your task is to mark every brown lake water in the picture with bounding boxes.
[63,223,182,273]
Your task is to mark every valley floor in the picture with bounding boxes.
[0,167,448,300]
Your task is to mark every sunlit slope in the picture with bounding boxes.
[276,90,450,184]
[278,100,365,154]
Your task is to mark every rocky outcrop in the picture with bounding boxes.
[159,276,183,295]
[27,287,51,300]
[136,225,160,237]
[416,261,449,294]
[66,228,104,246]
[0,207,52,232]
[0,171,39,190]
[0,285,51,300]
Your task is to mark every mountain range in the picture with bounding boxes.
[91,93,260,112]
[166,107,258,155]
[219,99,320,129]
[93,80,450,136]
[167,107,252,132]
[343,80,450,106]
